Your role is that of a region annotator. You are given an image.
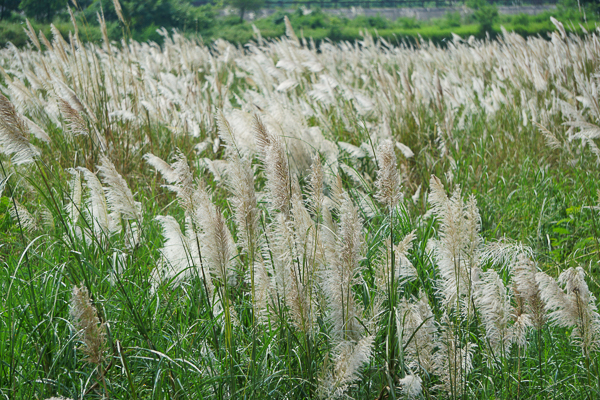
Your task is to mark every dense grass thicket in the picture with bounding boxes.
[1,12,600,400]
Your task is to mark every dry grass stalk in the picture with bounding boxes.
[69,285,106,366]
[0,93,37,165]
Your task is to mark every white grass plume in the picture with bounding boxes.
[9,199,37,234]
[433,320,476,397]
[201,204,236,287]
[154,215,212,294]
[65,169,82,225]
[396,291,437,374]
[144,153,179,184]
[474,269,515,353]
[428,175,481,313]
[513,253,545,330]
[318,335,374,399]
[264,133,292,214]
[325,193,364,341]
[375,139,402,210]
[58,97,88,137]
[307,154,325,217]
[398,374,422,399]
[0,172,7,197]
[97,156,141,222]
[69,285,106,365]
[226,156,259,259]
[536,267,600,356]
[77,167,117,238]
[0,93,38,165]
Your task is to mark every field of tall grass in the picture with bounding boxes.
[1,12,600,400]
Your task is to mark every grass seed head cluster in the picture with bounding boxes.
[1,13,600,400]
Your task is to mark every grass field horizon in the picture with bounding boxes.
[1,7,600,400]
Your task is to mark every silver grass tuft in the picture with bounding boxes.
[98,156,141,222]
[375,139,402,210]
[69,285,106,365]
[318,335,374,399]
[474,270,515,353]
[0,93,38,165]
[536,268,600,356]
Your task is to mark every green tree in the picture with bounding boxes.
[88,0,195,30]
[467,0,498,34]
[226,0,265,22]
[20,0,67,22]
[0,0,19,20]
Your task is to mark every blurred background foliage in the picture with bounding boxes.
[0,0,596,48]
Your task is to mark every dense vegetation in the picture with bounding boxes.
[1,3,600,398]
[0,0,597,48]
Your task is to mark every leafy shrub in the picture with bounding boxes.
[444,11,462,28]
[467,0,499,34]
[512,13,530,27]
[397,17,420,30]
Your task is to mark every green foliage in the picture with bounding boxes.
[19,0,67,22]
[226,0,265,21]
[397,16,420,29]
[513,13,531,27]
[443,11,462,28]
[0,0,19,20]
[467,0,499,34]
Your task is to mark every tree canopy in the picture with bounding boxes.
[226,0,265,22]
[19,0,67,22]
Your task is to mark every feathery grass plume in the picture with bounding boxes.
[24,19,41,51]
[69,285,106,365]
[22,115,50,143]
[398,374,422,399]
[77,167,118,238]
[154,215,213,292]
[396,291,437,374]
[265,211,304,326]
[65,168,82,224]
[146,150,202,217]
[9,199,37,234]
[44,397,74,400]
[97,156,141,222]
[433,319,476,397]
[318,335,374,399]
[253,114,271,162]
[250,258,272,320]
[288,193,319,334]
[58,98,88,137]
[377,230,417,289]
[143,153,179,183]
[254,115,292,215]
[0,172,7,197]
[325,193,364,341]
[201,204,236,287]
[513,253,545,330]
[479,238,533,268]
[0,93,38,165]
[474,270,515,353]
[428,175,481,313]
[375,139,402,210]
[226,156,259,258]
[113,0,126,24]
[536,267,600,356]
[307,154,324,217]
[217,111,248,157]
[97,11,112,55]
[284,16,300,46]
